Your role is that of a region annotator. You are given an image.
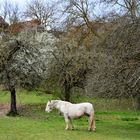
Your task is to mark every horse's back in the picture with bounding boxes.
[79,102,94,113]
[71,102,94,115]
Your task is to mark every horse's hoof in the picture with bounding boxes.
[88,129,96,132]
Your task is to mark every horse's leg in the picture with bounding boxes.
[88,113,96,131]
[88,114,93,131]
[92,114,96,131]
[64,114,70,130]
[69,118,74,130]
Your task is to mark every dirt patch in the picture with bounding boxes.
[0,104,24,116]
[0,104,46,119]
[0,104,10,116]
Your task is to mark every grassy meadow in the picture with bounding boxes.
[0,90,140,140]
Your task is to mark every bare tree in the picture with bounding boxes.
[8,3,20,24]
[24,0,55,27]
[101,0,140,22]
[48,38,91,101]
[0,0,21,24]
[0,0,8,20]
[61,0,100,38]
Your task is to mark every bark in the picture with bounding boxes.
[137,94,140,110]
[9,87,17,115]
[63,80,71,101]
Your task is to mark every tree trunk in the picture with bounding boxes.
[9,87,17,115]
[63,80,71,101]
[137,94,140,110]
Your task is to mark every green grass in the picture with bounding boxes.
[0,90,53,104]
[0,90,138,111]
[0,90,140,140]
[0,110,140,140]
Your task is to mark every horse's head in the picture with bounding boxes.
[45,100,53,112]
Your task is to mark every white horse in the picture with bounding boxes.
[45,100,96,131]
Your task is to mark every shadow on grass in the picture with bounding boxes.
[6,111,19,117]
